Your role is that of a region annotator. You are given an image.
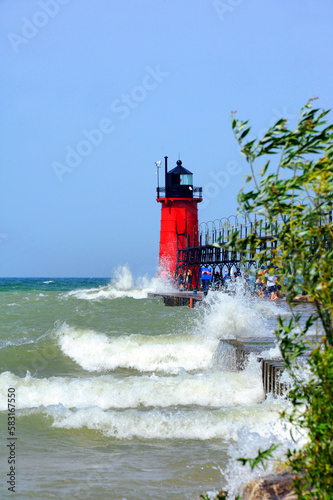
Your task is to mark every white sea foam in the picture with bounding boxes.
[43,399,288,441]
[260,345,281,359]
[0,361,263,411]
[56,323,218,373]
[63,264,174,301]
[198,289,279,340]
[224,398,306,499]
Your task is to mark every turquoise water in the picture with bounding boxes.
[0,269,297,499]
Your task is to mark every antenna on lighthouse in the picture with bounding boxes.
[164,156,168,198]
[155,161,162,194]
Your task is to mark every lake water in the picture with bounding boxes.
[0,266,308,499]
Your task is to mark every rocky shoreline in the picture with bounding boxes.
[241,467,297,500]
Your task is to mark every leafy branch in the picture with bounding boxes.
[227,100,333,499]
[237,444,280,471]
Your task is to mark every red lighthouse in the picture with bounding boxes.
[156,157,202,281]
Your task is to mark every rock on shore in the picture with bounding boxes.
[242,470,297,499]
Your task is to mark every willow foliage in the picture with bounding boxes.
[230,100,333,499]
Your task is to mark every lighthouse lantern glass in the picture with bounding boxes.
[180,174,193,185]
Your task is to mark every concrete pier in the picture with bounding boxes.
[148,292,203,307]
[149,293,309,398]
[220,338,291,399]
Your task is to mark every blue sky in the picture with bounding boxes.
[1,0,332,277]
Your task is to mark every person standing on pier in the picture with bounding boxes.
[257,266,267,298]
[267,268,277,301]
[186,268,192,289]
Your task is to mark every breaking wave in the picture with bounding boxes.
[55,323,217,374]
[63,264,174,301]
[0,361,263,412]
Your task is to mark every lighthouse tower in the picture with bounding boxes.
[156,157,202,279]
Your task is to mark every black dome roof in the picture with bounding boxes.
[168,160,192,175]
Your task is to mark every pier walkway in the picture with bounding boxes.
[175,215,277,289]
[148,291,203,307]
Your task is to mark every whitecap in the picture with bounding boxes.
[62,264,175,301]
[56,323,217,374]
[0,361,264,411]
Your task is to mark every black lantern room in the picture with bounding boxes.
[166,160,194,198]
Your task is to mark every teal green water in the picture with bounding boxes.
[0,274,293,499]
